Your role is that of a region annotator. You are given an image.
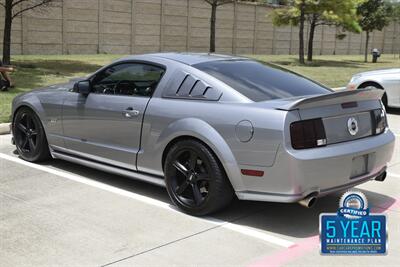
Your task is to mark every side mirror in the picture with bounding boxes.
[74,80,91,95]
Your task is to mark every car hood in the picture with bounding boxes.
[69,76,91,83]
[356,68,400,77]
[29,75,89,94]
[38,81,74,92]
[17,81,75,100]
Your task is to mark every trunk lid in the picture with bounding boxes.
[267,89,385,146]
[275,88,382,111]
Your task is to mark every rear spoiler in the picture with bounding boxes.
[277,89,383,111]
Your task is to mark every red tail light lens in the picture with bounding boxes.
[371,109,387,135]
[290,118,327,149]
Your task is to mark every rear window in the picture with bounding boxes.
[194,60,332,102]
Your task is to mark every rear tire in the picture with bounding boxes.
[358,82,387,107]
[13,107,51,162]
[164,139,234,216]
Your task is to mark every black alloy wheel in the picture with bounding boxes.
[164,139,233,216]
[171,148,210,207]
[13,107,50,162]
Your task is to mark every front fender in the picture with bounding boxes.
[12,94,46,126]
[12,90,65,149]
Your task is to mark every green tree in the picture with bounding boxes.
[387,0,400,58]
[393,2,400,20]
[305,0,361,61]
[273,0,308,64]
[357,0,393,62]
[0,0,54,65]
[386,0,400,21]
[204,0,235,53]
[204,0,263,53]
[273,0,362,63]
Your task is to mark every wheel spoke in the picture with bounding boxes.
[28,137,36,151]
[26,116,32,129]
[31,130,38,136]
[175,180,190,195]
[187,151,198,170]
[173,161,189,177]
[21,137,29,150]
[17,123,27,133]
[191,183,203,205]
[196,173,210,182]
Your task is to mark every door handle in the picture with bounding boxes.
[123,107,140,118]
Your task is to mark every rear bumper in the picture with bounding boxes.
[236,130,395,202]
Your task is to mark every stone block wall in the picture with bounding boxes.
[0,0,398,55]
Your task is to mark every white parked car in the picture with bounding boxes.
[347,68,400,108]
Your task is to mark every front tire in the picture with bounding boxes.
[164,139,234,216]
[13,107,51,162]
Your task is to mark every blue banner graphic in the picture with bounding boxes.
[320,191,387,255]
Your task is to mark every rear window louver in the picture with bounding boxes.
[163,71,222,101]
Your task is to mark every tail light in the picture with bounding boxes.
[371,109,387,135]
[290,118,327,149]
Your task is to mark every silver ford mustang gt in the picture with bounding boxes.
[11,53,395,215]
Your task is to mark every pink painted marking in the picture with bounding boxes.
[249,198,398,267]
[249,235,319,267]
[372,198,400,213]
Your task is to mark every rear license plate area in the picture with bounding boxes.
[350,154,369,179]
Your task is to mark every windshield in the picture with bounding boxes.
[194,60,332,102]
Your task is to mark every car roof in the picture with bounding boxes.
[122,52,247,66]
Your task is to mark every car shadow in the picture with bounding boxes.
[30,155,396,239]
[387,108,400,115]
[213,189,395,238]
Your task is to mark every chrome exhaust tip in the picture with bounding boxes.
[298,195,317,208]
[375,171,387,182]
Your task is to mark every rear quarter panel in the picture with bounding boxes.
[137,98,289,192]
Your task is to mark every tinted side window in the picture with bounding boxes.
[92,63,165,97]
[194,60,331,102]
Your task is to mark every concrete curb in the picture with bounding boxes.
[0,123,11,135]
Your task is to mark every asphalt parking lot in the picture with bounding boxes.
[1,110,399,267]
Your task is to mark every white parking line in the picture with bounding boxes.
[0,152,173,210]
[0,152,294,248]
[218,221,295,248]
[388,172,400,178]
